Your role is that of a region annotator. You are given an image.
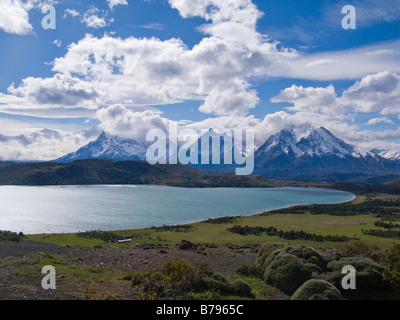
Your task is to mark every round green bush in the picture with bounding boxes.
[261,245,330,295]
[257,243,285,267]
[327,256,386,293]
[291,279,342,300]
[229,279,252,296]
[201,272,231,294]
[264,253,313,295]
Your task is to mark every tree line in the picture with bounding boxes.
[227,225,356,242]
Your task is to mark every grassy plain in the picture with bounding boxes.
[25,194,400,250]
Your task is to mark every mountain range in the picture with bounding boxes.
[55,127,400,183]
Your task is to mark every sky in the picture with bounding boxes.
[0,0,399,161]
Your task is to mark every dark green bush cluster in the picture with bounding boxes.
[0,230,25,242]
[261,245,328,295]
[227,225,355,242]
[133,259,253,299]
[362,229,400,239]
[374,220,400,229]
[291,279,342,300]
[327,257,386,294]
[270,199,400,217]
[256,242,393,299]
[202,216,240,224]
[151,225,194,233]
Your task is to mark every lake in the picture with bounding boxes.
[0,185,355,234]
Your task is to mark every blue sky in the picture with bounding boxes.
[0,0,399,160]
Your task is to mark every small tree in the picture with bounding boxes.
[381,243,400,288]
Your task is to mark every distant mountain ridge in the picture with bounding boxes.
[56,132,146,163]
[253,127,400,181]
[54,127,400,182]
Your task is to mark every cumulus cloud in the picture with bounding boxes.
[96,104,173,141]
[272,72,400,117]
[106,0,128,10]
[341,71,400,114]
[169,0,262,28]
[64,8,80,18]
[81,6,113,29]
[7,74,100,107]
[0,128,98,161]
[0,0,33,35]
[271,84,343,115]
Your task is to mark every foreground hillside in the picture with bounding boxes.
[2,194,400,300]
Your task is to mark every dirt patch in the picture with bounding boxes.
[0,240,257,300]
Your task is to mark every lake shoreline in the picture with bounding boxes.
[17,186,356,236]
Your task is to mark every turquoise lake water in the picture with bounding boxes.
[0,185,355,234]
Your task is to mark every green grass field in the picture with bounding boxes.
[25,194,400,250]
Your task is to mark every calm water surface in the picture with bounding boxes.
[0,185,355,234]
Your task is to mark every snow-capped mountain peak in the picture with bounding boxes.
[297,127,357,159]
[258,129,303,157]
[371,149,400,161]
[56,132,148,163]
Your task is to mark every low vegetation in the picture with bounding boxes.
[0,230,25,242]
[132,259,253,300]
[227,225,356,242]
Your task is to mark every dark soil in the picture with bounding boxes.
[0,240,257,300]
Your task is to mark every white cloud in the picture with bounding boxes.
[169,0,262,28]
[0,127,98,161]
[7,74,100,107]
[139,23,165,30]
[0,0,33,35]
[366,117,394,125]
[283,40,400,81]
[106,0,128,10]
[96,104,173,142]
[272,72,400,117]
[305,59,338,68]
[82,7,112,29]
[53,39,62,47]
[271,84,344,115]
[341,71,400,114]
[64,8,80,18]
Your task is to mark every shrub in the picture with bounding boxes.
[235,263,264,278]
[136,259,254,299]
[291,279,342,300]
[256,243,285,267]
[339,242,382,262]
[261,245,329,295]
[201,273,231,294]
[381,243,400,289]
[327,256,386,293]
[179,240,197,250]
[0,230,24,242]
[229,279,252,296]
[263,254,313,295]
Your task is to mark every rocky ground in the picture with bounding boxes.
[0,240,258,300]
